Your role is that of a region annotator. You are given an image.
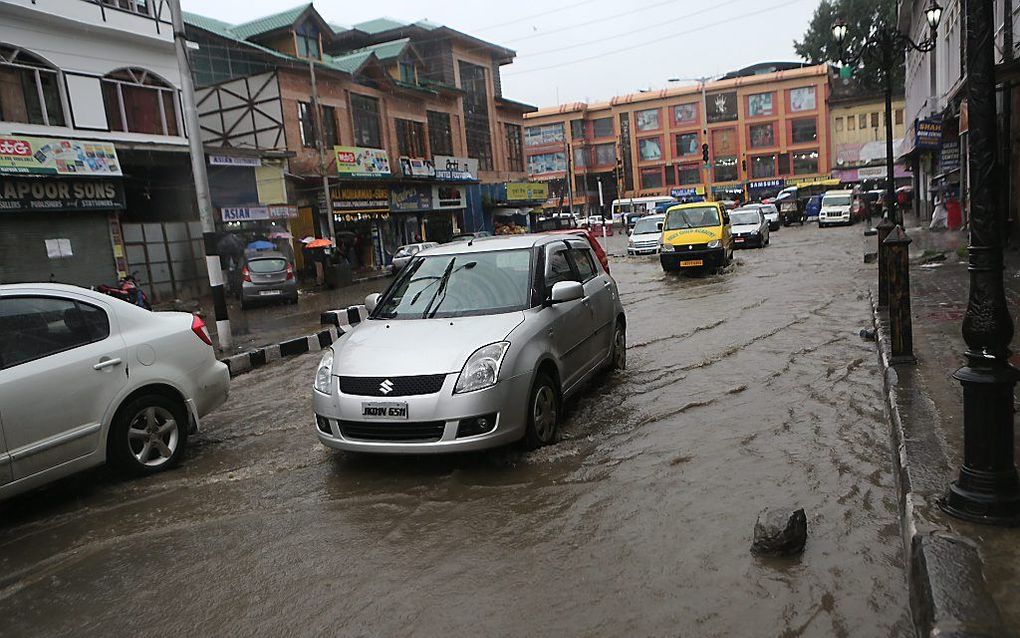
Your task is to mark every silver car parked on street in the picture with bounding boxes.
[313,234,626,453]
[240,251,298,309]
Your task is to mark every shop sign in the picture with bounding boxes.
[669,187,705,198]
[390,185,433,212]
[0,136,121,176]
[208,155,261,167]
[334,146,391,177]
[857,166,887,179]
[747,179,784,190]
[398,157,435,179]
[506,182,549,201]
[433,184,466,209]
[331,186,389,212]
[333,211,389,223]
[434,155,478,181]
[915,118,943,149]
[705,91,738,123]
[711,185,744,195]
[0,177,125,212]
[792,176,841,188]
[940,140,961,174]
[220,205,297,221]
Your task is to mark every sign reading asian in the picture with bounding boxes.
[334,146,390,177]
[506,182,549,201]
[0,177,125,212]
[0,136,121,176]
[220,205,297,222]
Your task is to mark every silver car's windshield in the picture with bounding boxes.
[730,211,760,225]
[374,249,533,319]
[632,217,661,234]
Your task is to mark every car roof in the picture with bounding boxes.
[421,234,567,256]
[824,189,854,195]
[665,201,719,213]
[0,282,113,302]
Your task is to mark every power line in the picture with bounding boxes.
[470,0,604,32]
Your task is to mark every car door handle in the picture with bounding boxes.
[93,357,122,371]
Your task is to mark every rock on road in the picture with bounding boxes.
[0,223,912,637]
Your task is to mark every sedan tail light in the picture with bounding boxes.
[286,263,294,281]
[242,267,251,283]
[191,314,213,347]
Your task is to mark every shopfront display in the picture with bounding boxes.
[331,185,390,270]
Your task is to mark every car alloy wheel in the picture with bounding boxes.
[108,394,188,475]
[525,373,560,449]
[611,325,627,370]
[127,406,180,467]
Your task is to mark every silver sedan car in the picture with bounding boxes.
[313,234,626,453]
[391,241,439,274]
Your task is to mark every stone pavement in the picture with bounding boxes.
[873,223,1020,636]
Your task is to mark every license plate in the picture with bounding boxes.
[361,402,408,420]
[259,290,282,296]
[680,259,704,267]
[734,238,744,243]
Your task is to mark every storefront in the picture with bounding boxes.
[711,185,745,201]
[331,184,390,271]
[745,179,785,202]
[484,182,548,234]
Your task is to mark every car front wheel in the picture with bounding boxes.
[524,372,560,449]
[108,394,188,475]
[610,323,627,370]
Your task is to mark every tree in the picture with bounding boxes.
[794,0,902,91]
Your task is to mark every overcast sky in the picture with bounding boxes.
[180,0,821,108]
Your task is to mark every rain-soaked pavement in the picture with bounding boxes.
[0,223,912,637]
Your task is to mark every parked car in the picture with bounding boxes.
[818,190,854,227]
[741,203,780,231]
[582,215,605,228]
[450,232,493,242]
[391,242,439,274]
[0,283,230,500]
[627,214,665,255]
[312,234,626,453]
[543,228,611,274]
[659,202,734,273]
[240,251,298,309]
[730,207,770,248]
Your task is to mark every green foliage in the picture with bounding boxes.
[794,0,903,91]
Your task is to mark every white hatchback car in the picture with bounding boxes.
[0,284,230,500]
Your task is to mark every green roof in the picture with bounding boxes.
[322,51,373,74]
[351,17,407,34]
[231,3,312,39]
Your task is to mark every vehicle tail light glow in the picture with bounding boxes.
[191,314,213,347]
[242,267,251,282]
[286,263,294,280]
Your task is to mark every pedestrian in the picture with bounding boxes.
[929,192,948,231]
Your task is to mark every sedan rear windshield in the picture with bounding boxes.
[373,249,533,319]
[730,211,761,225]
[665,206,720,230]
[248,258,287,273]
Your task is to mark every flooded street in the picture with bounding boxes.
[0,224,911,637]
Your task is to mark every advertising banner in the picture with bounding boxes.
[434,155,478,181]
[506,182,549,201]
[334,146,391,177]
[433,185,466,209]
[747,179,784,190]
[398,157,435,179]
[0,177,125,212]
[939,140,960,174]
[0,136,121,176]
[705,92,738,123]
[391,185,433,212]
[669,186,705,198]
[331,186,390,212]
[915,118,943,149]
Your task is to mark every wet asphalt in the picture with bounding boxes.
[0,223,911,637]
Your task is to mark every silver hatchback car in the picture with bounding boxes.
[312,234,626,453]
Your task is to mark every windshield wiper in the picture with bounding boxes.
[421,258,456,318]
[426,261,475,318]
[408,275,444,306]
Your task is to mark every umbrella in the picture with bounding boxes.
[247,240,275,250]
[305,238,334,249]
[300,236,316,244]
[269,231,292,240]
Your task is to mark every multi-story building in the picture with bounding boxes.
[524,63,833,213]
[184,4,539,271]
[828,75,908,188]
[0,0,211,300]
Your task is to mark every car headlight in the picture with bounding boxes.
[660,242,674,252]
[314,349,333,394]
[454,342,509,394]
[707,239,721,248]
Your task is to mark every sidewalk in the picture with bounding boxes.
[873,223,1020,635]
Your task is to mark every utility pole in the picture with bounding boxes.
[309,60,336,243]
[564,138,575,217]
[701,77,712,200]
[169,0,231,350]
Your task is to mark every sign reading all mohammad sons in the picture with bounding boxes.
[0,136,121,176]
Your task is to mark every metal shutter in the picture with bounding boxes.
[0,212,115,287]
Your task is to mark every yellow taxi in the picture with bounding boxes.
[659,201,734,272]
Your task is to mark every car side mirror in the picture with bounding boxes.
[365,292,381,312]
[656,223,663,231]
[548,281,584,305]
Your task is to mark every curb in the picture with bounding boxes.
[220,327,339,378]
[870,296,1009,637]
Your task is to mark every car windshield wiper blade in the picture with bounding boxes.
[408,275,444,306]
[421,258,456,318]
[427,261,475,318]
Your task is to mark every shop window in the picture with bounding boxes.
[750,155,776,179]
[676,132,699,156]
[871,112,879,128]
[0,45,65,127]
[396,118,426,157]
[594,142,616,166]
[714,157,738,182]
[640,167,663,189]
[570,119,585,139]
[835,117,844,132]
[528,151,566,175]
[747,92,774,117]
[296,21,320,59]
[350,93,381,148]
[664,165,677,186]
[788,86,816,112]
[778,152,791,175]
[790,118,817,144]
[848,116,856,131]
[102,68,179,136]
[427,110,453,156]
[792,150,819,175]
[592,117,614,138]
[638,137,662,161]
[573,146,589,168]
[297,101,316,147]
[524,122,565,147]
[858,113,867,129]
[711,128,738,157]
[459,61,493,170]
[321,105,338,147]
[102,0,151,16]
[748,123,775,149]
[505,123,524,172]
[678,163,701,185]
[895,108,904,125]
[673,103,698,126]
[635,108,660,132]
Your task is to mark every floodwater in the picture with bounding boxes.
[0,224,911,637]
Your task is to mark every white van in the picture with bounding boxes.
[612,196,675,225]
[627,214,665,255]
[818,190,853,227]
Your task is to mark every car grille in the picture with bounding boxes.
[676,242,709,251]
[339,374,447,397]
[338,420,446,442]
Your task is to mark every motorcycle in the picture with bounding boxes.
[94,273,152,310]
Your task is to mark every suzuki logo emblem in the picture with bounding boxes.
[379,379,394,395]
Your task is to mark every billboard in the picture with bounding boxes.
[0,136,121,176]
[334,146,390,177]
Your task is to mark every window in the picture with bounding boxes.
[427,110,453,156]
[711,128,738,156]
[750,155,776,179]
[399,61,416,84]
[676,132,699,156]
[102,68,178,136]
[0,45,65,126]
[640,167,663,189]
[321,105,338,147]
[295,21,320,59]
[747,92,774,117]
[790,118,817,144]
[350,93,381,148]
[678,163,701,185]
[569,248,598,282]
[573,146,588,168]
[848,116,856,131]
[673,103,698,125]
[528,151,566,175]
[592,117,614,138]
[102,0,151,16]
[792,150,819,175]
[638,137,662,161]
[858,114,867,129]
[714,157,738,182]
[664,165,676,186]
[594,143,615,165]
[505,123,524,172]
[835,117,844,132]
[459,61,493,170]
[778,152,791,175]
[789,86,816,112]
[297,101,316,147]
[635,108,660,132]
[524,123,565,147]
[396,118,426,157]
[0,297,109,369]
[545,247,574,292]
[895,108,904,125]
[748,123,775,148]
[570,119,585,139]
[871,112,879,128]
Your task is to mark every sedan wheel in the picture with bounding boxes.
[611,324,627,370]
[524,373,560,449]
[108,395,187,475]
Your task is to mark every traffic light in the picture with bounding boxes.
[741,159,747,173]
[702,143,709,163]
